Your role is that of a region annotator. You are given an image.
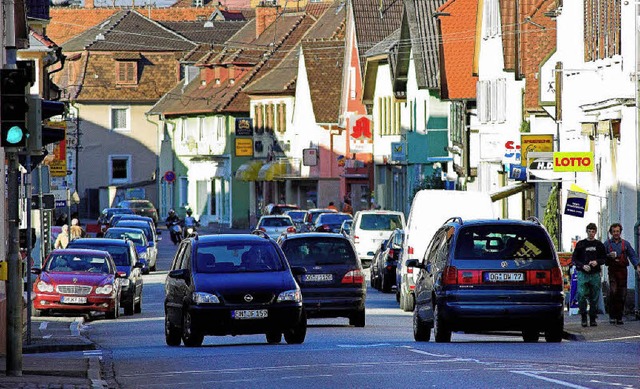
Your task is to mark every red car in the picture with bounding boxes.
[32,249,125,319]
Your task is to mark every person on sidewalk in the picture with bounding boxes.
[70,218,85,241]
[342,199,353,215]
[327,202,338,211]
[571,222,607,327]
[54,225,70,249]
[603,223,639,325]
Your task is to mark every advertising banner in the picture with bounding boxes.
[235,138,253,157]
[47,121,67,177]
[553,151,594,172]
[521,134,554,165]
[564,190,587,217]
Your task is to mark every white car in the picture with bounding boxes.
[349,210,406,267]
[255,215,296,239]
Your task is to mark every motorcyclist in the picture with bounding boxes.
[166,209,180,224]
[183,209,199,238]
[166,209,182,244]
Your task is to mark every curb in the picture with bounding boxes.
[562,330,586,342]
[23,317,97,354]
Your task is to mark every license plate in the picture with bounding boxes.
[304,274,333,282]
[484,272,524,282]
[232,309,268,320]
[60,296,87,304]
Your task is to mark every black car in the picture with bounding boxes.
[314,213,353,233]
[409,217,564,343]
[67,238,143,316]
[164,234,307,347]
[370,228,403,293]
[279,233,366,326]
[97,207,135,227]
[118,199,159,226]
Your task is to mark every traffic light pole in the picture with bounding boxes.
[6,151,23,376]
[25,153,33,345]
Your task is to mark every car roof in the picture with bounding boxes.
[192,234,274,244]
[121,199,152,203]
[356,210,403,215]
[68,238,130,247]
[450,218,542,228]
[280,232,349,241]
[260,215,292,219]
[115,220,151,227]
[105,227,146,233]
[50,248,113,256]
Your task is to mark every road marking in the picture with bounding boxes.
[281,374,332,380]
[43,335,52,339]
[593,335,640,342]
[39,322,47,330]
[513,371,592,389]
[337,343,390,348]
[408,348,451,358]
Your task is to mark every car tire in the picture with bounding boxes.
[182,310,204,347]
[395,289,400,303]
[33,308,47,317]
[124,292,135,316]
[413,309,431,342]
[433,304,451,343]
[165,315,181,346]
[400,288,414,312]
[266,331,282,344]
[284,313,307,344]
[106,298,119,320]
[150,264,157,272]
[544,320,563,343]
[134,293,142,314]
[381,274,392,293]
[349,308,366,327]
[522,328,540,343]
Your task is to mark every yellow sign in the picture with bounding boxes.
[553,152,594,172]
[521,134,554,164]
[47,121,67,177]
[235,138,253,157]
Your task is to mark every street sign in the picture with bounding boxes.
[564,190,587,217]
[31,194,56,210]
[163,170,176,183]
[235,138,253,157]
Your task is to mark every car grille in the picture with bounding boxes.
[223,292,275,305]
[57,285,92,295]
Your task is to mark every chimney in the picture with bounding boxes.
[256,1,280,38]
[85,0,95,9]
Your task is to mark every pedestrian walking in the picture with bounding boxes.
[70,218,85,241]
[54,225,70,249]
[603,223,639,325]
[342,199,353,215]
[327,202,338,211]
[571,222,607,327]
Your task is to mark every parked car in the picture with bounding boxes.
[279,233,366,327]
[350,210,405,268]
[102,227,151,274]
[118,199,159,226]
[255,215,296,239]
[399,190,494,312]
[113,220,159,271]
[314,213,353,233]
[32,248,125,319]
[97,207,135,228]
[370,228,404,293]
[164,234,307,347]
[409,217,564,343]
[340,219,353,236]
[285,210,307,232]
[67,238,144,315]
[302,208,338,232]
[264,203,299,215]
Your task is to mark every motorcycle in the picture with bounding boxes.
[167,221,182,245]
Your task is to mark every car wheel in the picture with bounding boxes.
[284,312,307,344]
[134,293,142,314]
[182,310,204,347]
[381,274,392,293]
[105,298,119,320]
[150,264,157,272]
[395,289,400,303]
[413,309,431,342]
[124,292,135,316]
[266,331,282,344]
[544,320,563,343]
[33,308,47,317]
[522,328,540,343]
[433,304,451,343]
[165,315,181,346]
[349,308,365,327]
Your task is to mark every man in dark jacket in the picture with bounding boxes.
[571,222,607,327]
[603,223,639,325]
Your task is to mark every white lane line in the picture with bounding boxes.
[281,375,332,380]
[408,349,451,358]
[337,343,391,348]
[39,322,48,330]
[513,371,592,389]
[43,335,52,339]
[593,335,640,342]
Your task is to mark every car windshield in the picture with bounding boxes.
[67,243,131,266]
[359,214,403,231]
[454,225,554,261]
[310,210,334,224]
[286,211,306,222]
[260,218,293,227]
[105,230,147,246]
[317,214,352,225]
[122,201,153,209]
[105,208,134,219]
[282,237,357,266]
[195,242,285,273]
[46,254,112,273]
[115,223,152,242]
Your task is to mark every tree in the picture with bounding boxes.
[543,183,559,249]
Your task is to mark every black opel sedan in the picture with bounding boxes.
[164,234,307,347]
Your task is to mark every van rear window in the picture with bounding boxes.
[454,225,554,261]
[359,214,403,231]
[282,237,356,266]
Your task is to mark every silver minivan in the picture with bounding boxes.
[349,210,405,268]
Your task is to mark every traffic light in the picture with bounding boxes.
[1,68,29,148]
[19,228,36,250]
[26,97,66,153]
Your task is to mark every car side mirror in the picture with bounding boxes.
[366,251,375,257]
[31,267,42,275]
[405,259,423,269]
[168,268,188,280]
[290,266,307,276]
[157,230,162,235]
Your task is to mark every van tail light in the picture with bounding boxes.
[259,227,266,232]
[550,267,563,286]
[408,246,414,255]
[388,249,395,258]
[286,226,296,233]
[342,270,364,284]
[353,235,359,243]
[442,266,458,285]
[407,267,413,274]
[458,270,482,285]
[523,268,563,286]
[409,284,415,290]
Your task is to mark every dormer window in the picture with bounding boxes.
[114,53,140,86]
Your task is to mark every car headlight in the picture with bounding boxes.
[192,292,220,304]
[120,279,130,287]
[95,284,114,294]
[36,281,54,292]
[277,289,302,303]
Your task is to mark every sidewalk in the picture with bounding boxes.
[563,311,640,341]
[0,316,104,389]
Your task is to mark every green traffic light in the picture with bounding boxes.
[6,126,26,144]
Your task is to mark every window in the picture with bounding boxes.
[109,155,131,184]
[110,107,130,132]
[476,79,506,124]
[277,103,287,133]
[349,67,356,100]
[179,176,189,207]
[483,0,500,38]
[116,61,138,85]
[584,0,621,61]
[450,101,465,145]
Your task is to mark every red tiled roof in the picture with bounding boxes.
[438,0,478,100]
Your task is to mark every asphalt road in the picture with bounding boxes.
[77,231,640,389]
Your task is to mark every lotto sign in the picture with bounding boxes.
[553,152,594,172]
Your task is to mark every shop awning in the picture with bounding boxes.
[490,183,533,202]
[257,161,286,181]
[235,160,264,181]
